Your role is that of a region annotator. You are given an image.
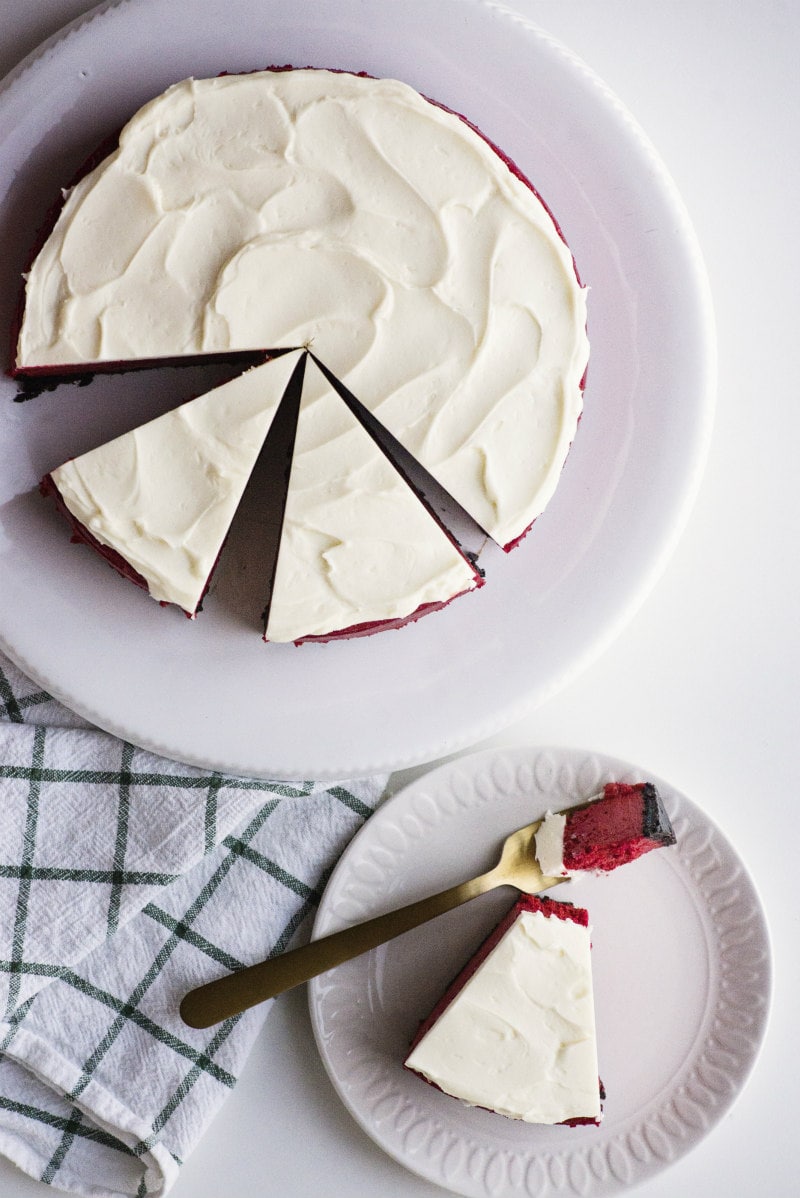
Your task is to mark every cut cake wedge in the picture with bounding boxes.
[41,349,306,616]
[404,895,602,1125]
[263,356,483,643]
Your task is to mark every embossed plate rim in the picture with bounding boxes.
[308,746,772,1198]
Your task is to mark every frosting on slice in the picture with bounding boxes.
[405,901,601,1124]
[264,356,481,642]
[18,68,589,549]
[47,350,304,614]
[534,810,570,876]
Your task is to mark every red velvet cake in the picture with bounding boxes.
[404,785,676,1125]
[405,895,603,1125]
[17,67,589,639]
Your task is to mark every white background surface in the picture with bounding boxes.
[0,2,796,1197]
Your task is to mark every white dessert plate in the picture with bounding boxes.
[0,0,715,779]
[309,747,771,1198]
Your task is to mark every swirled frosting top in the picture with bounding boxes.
[19,69,589,548]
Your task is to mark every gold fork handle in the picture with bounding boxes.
[180,869,504,1028]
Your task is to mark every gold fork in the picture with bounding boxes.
[180,816,565,1029]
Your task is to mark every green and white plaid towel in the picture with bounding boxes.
[0,649,388,1198]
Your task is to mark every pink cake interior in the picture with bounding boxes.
[562,782,676,872]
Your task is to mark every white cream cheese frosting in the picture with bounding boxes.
[264,356,480,642]
[49,350,303,614]
[534,810,569,876]
[19,69,589,549]
[405,906,601,1124]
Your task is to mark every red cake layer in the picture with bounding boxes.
[562,782,676,872]
[290,582,484,645]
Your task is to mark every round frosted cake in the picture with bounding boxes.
[17,69,589,641]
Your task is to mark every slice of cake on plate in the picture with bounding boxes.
[403,786,676,1124]
[263,356,483,643]
[404,894,602,1125]
[41,349,305,617]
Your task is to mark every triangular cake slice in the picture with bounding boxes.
[405,895,603,1125]
[263,357,483,643]
[41,350,305,616]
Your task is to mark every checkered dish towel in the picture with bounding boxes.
[0,650,388,1198]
